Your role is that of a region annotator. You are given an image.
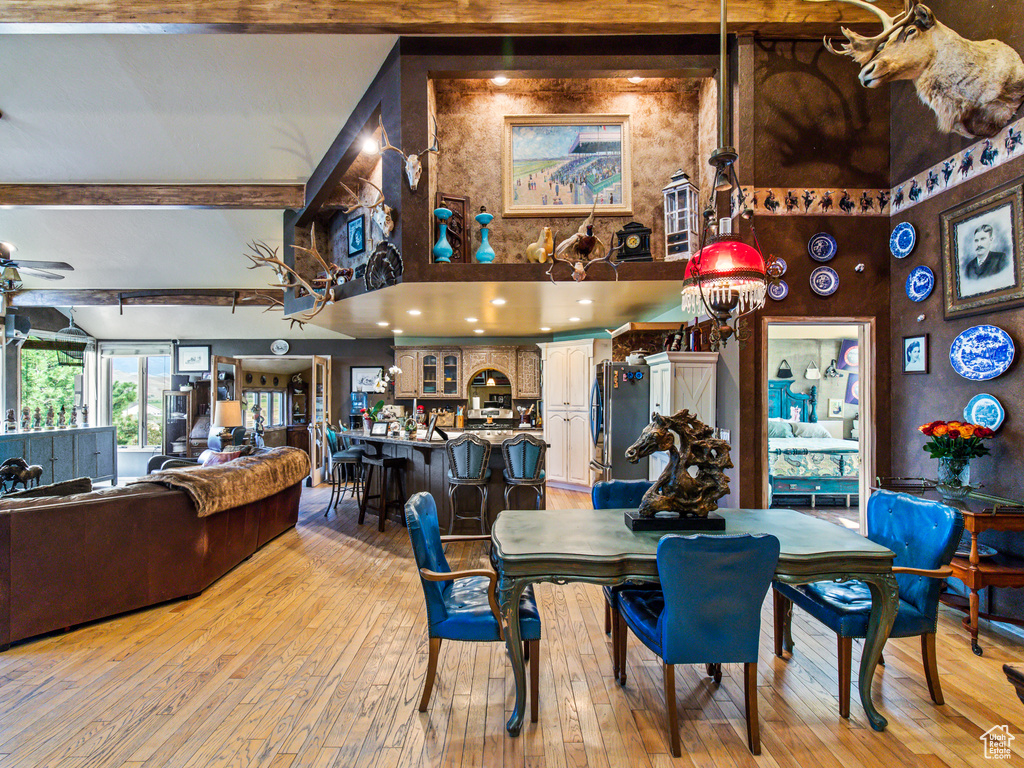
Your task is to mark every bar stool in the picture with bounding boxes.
[325,428,366,516]
[501,433,546,510]
[445,433,491,534]
[358,454,408,531]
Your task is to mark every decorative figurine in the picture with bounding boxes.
[474,207,496,263]
[70,405,78,428]
[250,402,265,448]
[32,407,42,430]
[4,409,15,432]
[21,406,29,431]
[433,205,454,263]
[526,226,553,264]
[45,403,55,429]
[58,404,67,428]
[624,409,732,530]
[81,403,89,427]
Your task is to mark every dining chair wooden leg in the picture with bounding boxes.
[523,639,530,663]
[419,637,442,712]
[529,640,540,723]
[358,464,374,525]
[744,661,760,755]
[604,600,611,634]
[921,632,944,705]
[663,663,681,758]
[838,635,852,718]
[610,603,620,678]
[772,588,785,657]
[617,611,628,685]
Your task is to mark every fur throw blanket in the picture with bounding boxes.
[132,446,309,518]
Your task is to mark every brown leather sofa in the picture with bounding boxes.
[0,478,301,650]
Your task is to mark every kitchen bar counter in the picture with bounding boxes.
[350,430,546,530]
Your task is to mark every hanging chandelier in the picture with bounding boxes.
[679,0,771,350]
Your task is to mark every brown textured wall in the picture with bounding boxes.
[432,79,705,262]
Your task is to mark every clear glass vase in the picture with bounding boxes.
[936,457,971,500]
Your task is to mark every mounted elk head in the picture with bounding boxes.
[378,115,439,191]
[805,0,1024,137]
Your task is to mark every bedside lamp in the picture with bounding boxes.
[212,401,243,443]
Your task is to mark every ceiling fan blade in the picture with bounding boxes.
[18,267,65,280]
[11,260,74,271]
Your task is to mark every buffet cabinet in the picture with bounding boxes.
[393,346,541,400]
[0,426,118,486]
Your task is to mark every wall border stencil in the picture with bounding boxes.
[735,187,891,216]
[890,116,1024,215]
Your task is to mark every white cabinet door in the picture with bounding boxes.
[545,414,566,483]
[566,412,592,485]
[544,347,567,410]
[566,345,592,411]
[649,450,669,482]
[672,362,716,423]
[649,364,669,415]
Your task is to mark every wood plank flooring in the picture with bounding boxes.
[0,485,1021,767]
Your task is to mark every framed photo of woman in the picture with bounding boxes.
[902,334,929,374]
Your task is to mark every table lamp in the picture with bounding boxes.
[212,400,243,443]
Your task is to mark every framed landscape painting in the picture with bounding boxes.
[502,114,632,217]
[941,180,1024,318]
[174,344,211,374]
[351,366,385,393]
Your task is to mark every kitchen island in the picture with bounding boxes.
[350,430,546,531]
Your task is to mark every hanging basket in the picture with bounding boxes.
[55,320,88,367]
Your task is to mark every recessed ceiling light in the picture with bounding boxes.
[491,76,509,86]
[569,317,581,322]
[474,329,485,334]
[376,321,389,327]
[407,309,422,316]
[577,298,593,305]
[490,298,506,306]
[465,316,478,323]
[362,137,379,154]
[628,76,645,84]
[540,327,551,332]
[393,329,404,334]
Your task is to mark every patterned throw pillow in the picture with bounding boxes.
[202,450,245,467]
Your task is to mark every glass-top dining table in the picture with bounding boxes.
[490,507,897,736]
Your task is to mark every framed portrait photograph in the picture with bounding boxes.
[351,366,385,393]
[174,344,211,374]
[828,398,844,418]
[347,214,366,257]
[902,334,929,374]
[502,114,632,217]
[941,181,1024,318]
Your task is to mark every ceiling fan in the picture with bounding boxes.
[0,242,74,291]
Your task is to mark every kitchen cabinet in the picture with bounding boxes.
[420,351,439,396]
[394,350,418,398]
[541,338,610,489]
[393,346,539,400]
[646,352,718,481]
[516,348,541,399]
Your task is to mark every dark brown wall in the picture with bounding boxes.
[738,40,891,508]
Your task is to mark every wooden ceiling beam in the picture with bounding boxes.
[11,289,279,308]
[0,1,901,36]
[0,184,359,210]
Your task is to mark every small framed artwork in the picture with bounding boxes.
[351,367,385,393]
[902,334,929,374]
[502,114,632,217]
[828,399,844,418]
[370,421,388,436]
[347,214,366,257]
[941,180,1024,318]
[174,344,211,374]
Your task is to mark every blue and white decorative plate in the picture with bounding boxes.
[808,233,837,262]
[767,256,787,279]
[768,280,789,301]
[963,393,1006,431]
[949,325,1015,381]
[905,266,935,302]
[809,266,839,296]
[890,222,916,258]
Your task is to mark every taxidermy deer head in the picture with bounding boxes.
[804,0,1024,137]
[338,177,394,238]
[378,115,440,191]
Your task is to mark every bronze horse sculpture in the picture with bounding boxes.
[625,410,733,518]
[0,457,44,493]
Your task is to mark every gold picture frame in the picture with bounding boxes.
[502,114,632,217]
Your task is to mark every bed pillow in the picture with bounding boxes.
[792,421,832,439]
[768,419,794,438]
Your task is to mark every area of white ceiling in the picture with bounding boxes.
[0,34,397,183]
[70,305,353,340]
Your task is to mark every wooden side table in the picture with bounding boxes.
[946,509,1024,656]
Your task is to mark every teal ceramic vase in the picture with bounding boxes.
[433,207,453,264]
[475,207,495,264]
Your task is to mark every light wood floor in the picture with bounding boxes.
[0,485,1022,768]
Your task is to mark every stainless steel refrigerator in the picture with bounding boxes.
[590,362,650,482]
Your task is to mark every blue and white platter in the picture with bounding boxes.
[809,266,839,296]
[890,222,916,258]
[768,280,789,301]
[808,233,837,262]
[767,256,787,279]
[905,265,935,302]
[949,325,1015,381]
[963,393,1006,431]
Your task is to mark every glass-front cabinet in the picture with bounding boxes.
[419,350,460,398]
[421,353,438,395]
[441,350,460,397]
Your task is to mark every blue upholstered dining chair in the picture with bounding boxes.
[773,490,963,718]
[324,426,366,516]
[592,479,654,680]
[617,534,781,756]
[405,492,543,719]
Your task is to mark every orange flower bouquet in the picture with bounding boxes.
[918,420,995,498]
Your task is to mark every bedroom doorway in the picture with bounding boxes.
[763,319,875,533]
